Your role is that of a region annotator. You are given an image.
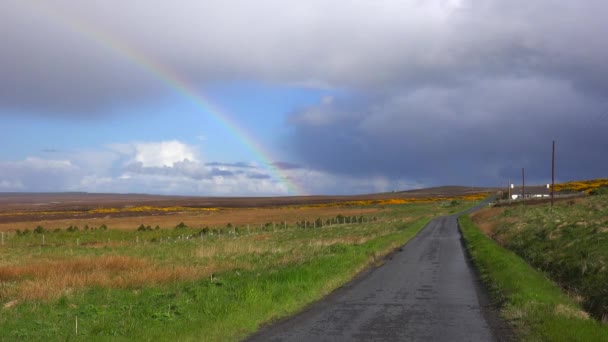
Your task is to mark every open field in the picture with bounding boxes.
[0,186,495,211]
[469,192,608,322]
[0,190,489,231]
[0,206,382,233]
[0,197,482,341]
[460,215,608,341]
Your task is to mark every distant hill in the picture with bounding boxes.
[0,186,498,212]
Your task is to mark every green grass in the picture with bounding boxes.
[488,195,608,320]
[0,201,461,341]
[459,215,608,341]
[1,219,426,341]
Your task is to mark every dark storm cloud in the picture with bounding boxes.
[3,1,606,116]
[288,78,608,185]
[0,1,164,114]
[2,1,608,187]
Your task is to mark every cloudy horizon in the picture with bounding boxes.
[1,1,607,195]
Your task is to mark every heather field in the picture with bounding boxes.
[0,198,481,341]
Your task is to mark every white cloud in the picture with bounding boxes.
[0,139,419,195]
[20,157,75,171]
[0,140,305,195]
[132,140,198,167]
[0,157,81,191]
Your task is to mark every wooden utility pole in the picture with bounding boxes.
[522,168,525,206]
[551,140,555,208]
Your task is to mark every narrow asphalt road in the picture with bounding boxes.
[246,213,509,342]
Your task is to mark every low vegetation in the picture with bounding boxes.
[301,193,488,208]
[472,195,608,321]
[0,192,489,218]
[0,201,476,341]
[553,178,608,194]
[460,215,608,340]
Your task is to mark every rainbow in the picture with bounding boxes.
[23,1,304,195]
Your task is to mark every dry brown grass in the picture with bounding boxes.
[0,256,203,301]
[0,206,381,232]
[554,303,590,320]
[195,240,286,258]
[309,236,372,247]
[195,235,372,259]
[0,226,390,303]
[470,207,504,236]
[252,234,273,241]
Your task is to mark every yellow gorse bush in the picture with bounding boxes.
[300,193,489,209]
[0,193,490,218]
[554,178,608,194]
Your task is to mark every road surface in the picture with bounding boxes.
[246,213,510,342]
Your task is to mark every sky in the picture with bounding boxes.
[1,0,607,196]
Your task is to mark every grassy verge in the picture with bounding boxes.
[478,195,608,320]
[459,215,608,341]
[0,211,430,341]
